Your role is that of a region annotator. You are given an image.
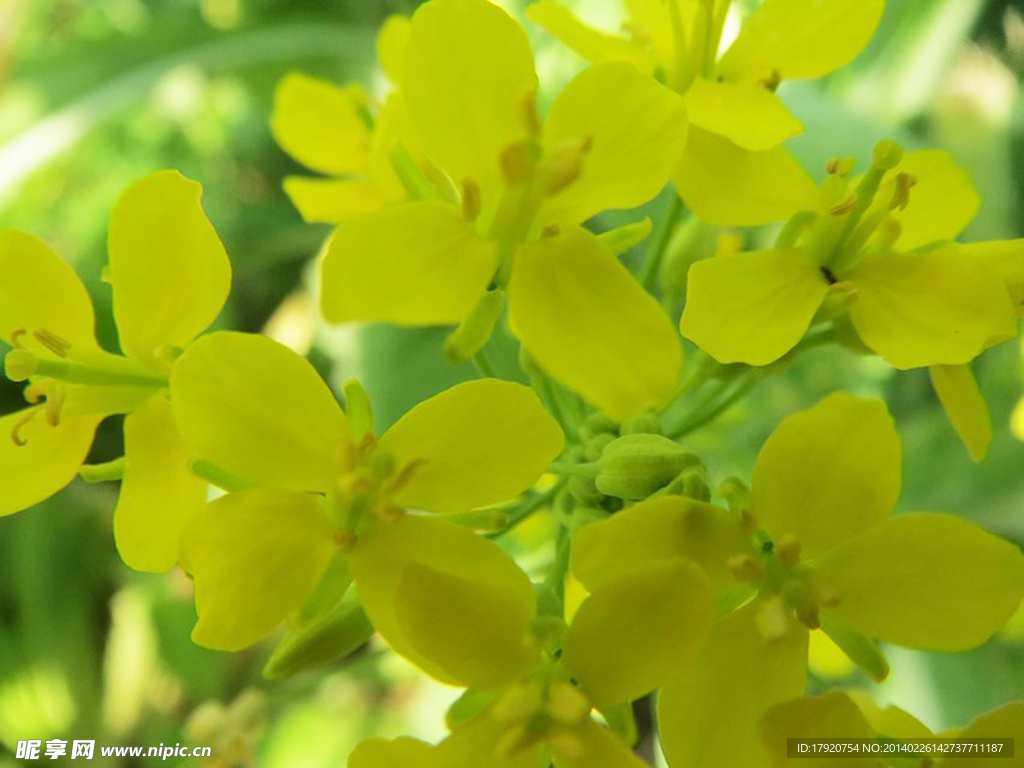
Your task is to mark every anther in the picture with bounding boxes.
[375,502,405,524]
[890,172,917,211]
[461,178,482,223]
[825,158,856,177]
[542,224,561,238]
[829,195,857,216]
[776,536,801,568]
[500,141,537,187]
[728,554,764,583]
[521,93,542,139]
[387,458,427,494]
[10,407,41,446]
[44,385,66,427]
[333,529,358,550]
[820,266,838,285]
[759,70,782,91]
[9,328,27,349]
[23,383,46,404]
[33,329,70,358]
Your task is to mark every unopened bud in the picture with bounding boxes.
[595,434,700,500]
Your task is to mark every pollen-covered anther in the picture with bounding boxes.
[9,407,42,447]
[545,681,591,726]
[9,328,27,349]
[829,195,857,216]
[776,536,802,568]
[541,136,592,197]
[461,178,482,223]
[44,384,66,427]
[542,224,561,238]
[33,329,71,358]
[521,92,542,139]
[890,172,917,211]
[728,554,764,583]
[4,349,39,382]
[759,69,782,91]
[374,502,405,524]
[386,458,427,495]
[333,529,358,550]
[500,141,538,187]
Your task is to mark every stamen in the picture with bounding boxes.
[374,502,405,524]
[33,329,70,358]
[22,383,46,404]
[728,554,764,583]
[9,328,27,349]
[542,224,561,238]
[776,536,801,568]
[541,136,592,197]
[825,157,856,177]
[500,141,537,187]
[759,69,782,91]
[461,178,482,223]
[521,93,542,138]
[387,458,427,495]
[829,195,856,216]
[333,529,358,550]
[44,384,66,427]
[10,407,42,446]
[890,172,917,211]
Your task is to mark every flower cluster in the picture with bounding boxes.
[2,0,1023,765]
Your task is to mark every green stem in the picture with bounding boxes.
[487,481,565,540]
[640,194,685,292]
[549,461,599,479]
[540,524,571,618]
[472,349,497,379]
[671,373,758,438]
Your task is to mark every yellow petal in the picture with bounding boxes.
[0,230,96,349]
[658,600,808,768]
[549,719,649,768]
[108,171,231,368]
[718,0,885,82]
[891,150,980,251]
[349,737,438,768]
[376,15,411,83]
[930,364,992,462]
[681,248,829,366]
[525,1,656,74]
[848,250,1018,369]
[684,77,802,152]
[570,495,753,594]
[170,332,350,493]
[184,488,337,651]
[806,630,855,680]
[0,409,99,516]
[562,560,714,707]
[270,74,370,176]
[282,177,388,224]
[115,395,205,573]
[960,239,1024,313]
[540,62,688,226]
[320,202,496,326]
[402,0,537,191]
[378,379,563,512]
[759,692,877,768]
[674,128,819,226]
[816,512,1024,651]
[945,701,1024,768]
[438,714,541,768]
[346,515,538,687]
[509,227,681,421]
[622,0,678,71]
[752,393,900,558]
[846,691,932,740]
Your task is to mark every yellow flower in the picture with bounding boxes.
[171,331,564,666]
[571,393,1024,767]
[319,0,687,422]
[681,141,1023,459]
[0,171,231,573]
[347,558,715,768]
[270,15,413,224]
[760,693,1024,768]
[528,0,885,224]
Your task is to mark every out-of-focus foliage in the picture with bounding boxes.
[1,0,1023,764]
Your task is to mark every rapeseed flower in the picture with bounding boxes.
[571,393,1024,767]
[319,0,687,421]
[0,171,230,572]
[528,0,885,224]
[171,331,564,671]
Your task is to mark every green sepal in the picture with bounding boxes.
[596,433,700,500]
[446,688,500,731]
[264,590,373,680]
[596,218,652,257]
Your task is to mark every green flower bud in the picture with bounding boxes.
[263,597,373,680]
[620,411,662,435]
[595,433,699,500]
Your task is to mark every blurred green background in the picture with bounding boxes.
[0,0,1023,764]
